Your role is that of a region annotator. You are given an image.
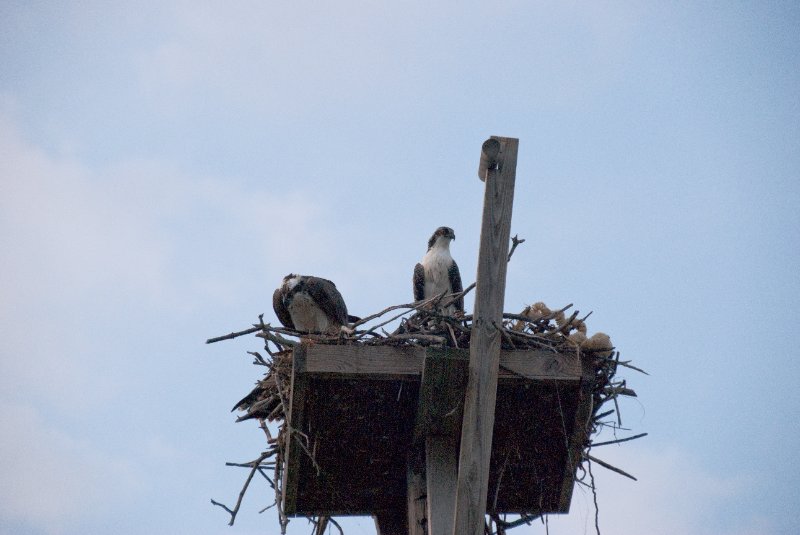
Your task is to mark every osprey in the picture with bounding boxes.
[273,274,352,334]
[413,226,464,314]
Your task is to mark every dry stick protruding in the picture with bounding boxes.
[584,454,638,481]
[354,292,447,339]
[211,450,272,526]
[588,458,601,535]
[507,234,526,261]
[207,326,261,344]
[591,433,648,448]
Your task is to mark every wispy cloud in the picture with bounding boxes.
[0,107,336,408]
[0,402,144,535]
[546,444,772,535]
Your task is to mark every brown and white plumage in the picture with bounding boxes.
[272,274,351,334]
[413,226,464,314]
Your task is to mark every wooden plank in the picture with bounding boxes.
[557,355,598,510]
[426,434,458,535]
[282,344,309,515]
[499,350,581,381]
[303,345,581,382]
[407,459,427,535]
[304,345,425,377]
[416,349,468,535]
[373,509,407,535]
[414,348,469,441]
[454,136,519,535]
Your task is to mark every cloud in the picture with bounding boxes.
[0,402,144,535]
[545,444,773,535]
[0,110,336,408]
[130,1,646,119]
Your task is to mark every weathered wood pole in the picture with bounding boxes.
[453,136,519,535]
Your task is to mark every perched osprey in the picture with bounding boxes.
[413,226,464,314]
[273,274,352,334]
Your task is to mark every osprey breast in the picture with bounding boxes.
[423,249,454,296]
[287,292,331,333]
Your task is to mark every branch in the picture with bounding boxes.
[591,432,648,448]
[211,450,272,525]
[354,293,447,338]
[441,282,476,309]
[207,326,260,344]
[507,234,526,261]
[372,333,447,345]
[585,454,637,481]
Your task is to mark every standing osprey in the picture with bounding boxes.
[413,226,464,314]
[273,274,352,334]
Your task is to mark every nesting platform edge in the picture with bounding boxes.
[283,343,594,519]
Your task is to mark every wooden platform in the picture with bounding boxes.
[283,344,594,519]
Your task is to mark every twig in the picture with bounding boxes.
[592,409,615,421]
[507,234,526,261]
[328,518,344,535]
[612,359,649,375]
[355,294,445,339]
[585,454,637,481]
[492,514,539,531]
[373,333,447,345]
[494,321,516,350]
[441,281,476,309]
[588,457,601,535]
[591,432,648,448]
[351,294,441,329]
[314,515,330,535]
[256,330,298,348]
[207,326,260,344]
[211,450,272,525]
[248,351,269,366]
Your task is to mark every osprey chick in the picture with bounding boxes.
[273,274,352,335]
[413,226,464,314]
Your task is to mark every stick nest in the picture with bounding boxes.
[208,294,646,534]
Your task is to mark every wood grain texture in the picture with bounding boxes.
[407,463,427,535]
[417,349,467,535]
[282,345,308,515]
[302,345,581,382]
[426,433,459,535]
[557,354,598,509]
[455,136,519,535]
[303,345,426,377]
[414,349,469,440]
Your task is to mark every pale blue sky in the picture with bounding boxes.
[1,2,798,534]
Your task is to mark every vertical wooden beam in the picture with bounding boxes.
[282,344,309,515]
[418,349,468,535]
[426,433,458,535]
[407,460,427,535]
[453,136,519,535]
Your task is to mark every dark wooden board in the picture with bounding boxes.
[283,345,593,518]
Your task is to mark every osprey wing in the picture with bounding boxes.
[448,260,464,312]
[413,263,425,302]
[272,287,295,329]
[306,277,349,326]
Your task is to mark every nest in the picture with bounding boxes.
[208,293,646,534]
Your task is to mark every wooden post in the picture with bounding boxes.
[416,349,468,535]
[453,136,519,535]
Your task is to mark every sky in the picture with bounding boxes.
[1,1,798,534]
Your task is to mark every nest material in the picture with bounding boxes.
[211,298,644,533]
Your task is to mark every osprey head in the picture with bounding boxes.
[281,274,304,304]
[428,226,456,250]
